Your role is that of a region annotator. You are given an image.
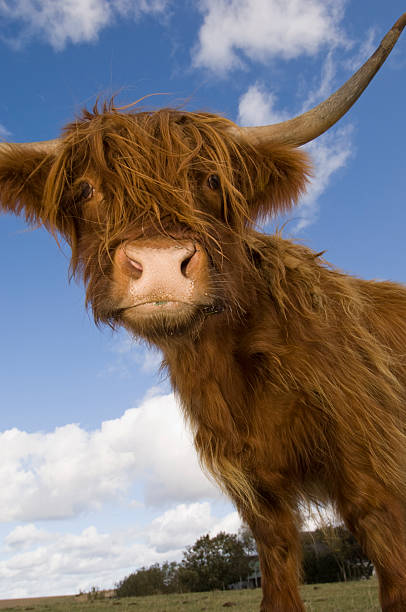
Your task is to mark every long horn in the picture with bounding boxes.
[0,140,59,155]
[230,13,406,147]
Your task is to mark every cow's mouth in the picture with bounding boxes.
[119,298,195,314]
[118,297,224,315]
[112,296,224,326]
[107,297,223,342]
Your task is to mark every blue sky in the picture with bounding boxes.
[0,0,405,598]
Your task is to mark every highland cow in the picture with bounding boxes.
[0,13,405,612]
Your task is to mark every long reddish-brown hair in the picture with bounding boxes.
[1,96,406,609]
[0,105,310,330]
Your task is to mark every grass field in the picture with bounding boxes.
[0,579,380,611]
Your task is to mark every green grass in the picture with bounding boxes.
[0,579,380,611]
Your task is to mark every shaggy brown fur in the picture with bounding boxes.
[1,106,406,611]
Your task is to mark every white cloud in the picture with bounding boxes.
[297,126,353,230]
[301,49,337,111]
[106,331,163,377]
[345,27,377,73]
[0,124,11,140]
[0,524,166,597]
[0,392,220,522]
[99,332,137,379]
[238,83,289,125]
[193,0,348,74]
[209,510,241,536]
[301,26,378,112]
[144,502,241,553]
[0,504,239,598]
[4,524,52,551]
[115,0,169,17]
[237,83,353,229]
[0,0,170,50]
[0,389,237,597]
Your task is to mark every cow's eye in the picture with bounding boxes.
[207,174,220,190]
[77,181,95,201]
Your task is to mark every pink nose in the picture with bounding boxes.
[117,238,206,311]
[125,240,198,280]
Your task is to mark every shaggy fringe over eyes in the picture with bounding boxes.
[41,103,310,276]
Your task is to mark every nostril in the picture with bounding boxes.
[180,247,200,278]
[181,249,196,278]
[130,259,143,273]
[124,253,143,279]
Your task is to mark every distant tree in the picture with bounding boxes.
[181,532,251,591]
[86,586,105,601]
[116,563,167,597]
[176,566,200,593]
[329,525,373,581]
[115,532,251,597]
[116,524,372,599]
[238,524,257,556]
[302,530,342,584]
[301,525,373,584]
[161,560,182,593]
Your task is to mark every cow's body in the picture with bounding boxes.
[1,13,406,611]
[165,231,406,610]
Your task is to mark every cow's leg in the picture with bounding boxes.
[336,475,406,612]
[242,498,304,612]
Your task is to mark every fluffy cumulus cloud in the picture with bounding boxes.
[0,523,166,597]
[237,82,290,126]
[0,0,169,50]
[238,83,352,229]
[0,392,220,522]
[0,504,240,597]
[144,503,241,553]
[193,0,348,74]
[0,391,240,597]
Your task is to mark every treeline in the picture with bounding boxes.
[302,525,373,584]
[116,531,252,597]
[116,525,373,597]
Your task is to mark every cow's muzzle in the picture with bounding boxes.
[113,237,210,315]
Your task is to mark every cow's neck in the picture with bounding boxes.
[162,314,247,423]
[160,312,262,509]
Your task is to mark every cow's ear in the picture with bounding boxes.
[245,142,311,220]
[0,146,54,227]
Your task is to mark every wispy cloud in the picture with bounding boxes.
[301,49,337,111]
[237,82,353,230]
[0,0,170,50]
[0,124,11,140]
[297,126,353,231]
[193,0,348,75]
[344,26,377,72]
[101,330,163,379]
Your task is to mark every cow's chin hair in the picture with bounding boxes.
[116,303,213,343]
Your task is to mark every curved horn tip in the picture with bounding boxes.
[393,13,406,32]
[232,12,406,148]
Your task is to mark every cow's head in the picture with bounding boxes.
[0,15,404,343]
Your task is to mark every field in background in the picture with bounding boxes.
[0,579,380,611]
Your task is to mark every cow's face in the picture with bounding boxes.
[0,107,309,341]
